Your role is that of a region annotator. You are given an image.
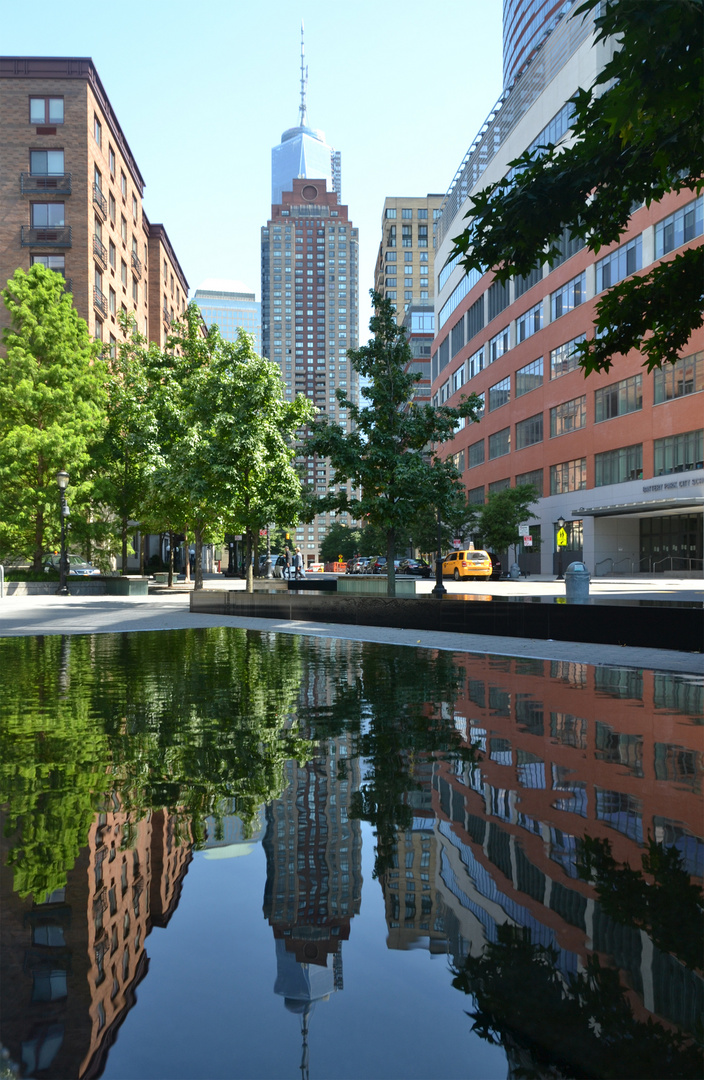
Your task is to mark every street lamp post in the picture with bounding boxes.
[556,514,566,581]
[56,470,70,596]
[432,507,447,598]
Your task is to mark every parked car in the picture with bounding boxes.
[273,555,287,578]
[441,549,493,580]
[42,552,101,577]
[397,557,432,578]
[349,556,370,574]
[308,562,324,573]
[369,556,387,574]
[489,553,503,580]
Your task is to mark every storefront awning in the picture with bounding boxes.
[572,497,704,518]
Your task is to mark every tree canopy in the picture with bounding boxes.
[0,265,107,568]
[450,0,704,374]
[307,291,483,595]
[468,484,538,555]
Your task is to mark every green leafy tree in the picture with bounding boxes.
[467,484,538,556]
[307,291,483,595]
[193,326,315,591]
[319,522,363,564]
[0,265,107,568]
[450,0,704,374]
[92,311,160,572]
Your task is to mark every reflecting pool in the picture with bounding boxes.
[0,630,702,1079]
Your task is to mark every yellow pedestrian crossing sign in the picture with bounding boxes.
[556,528,568,547]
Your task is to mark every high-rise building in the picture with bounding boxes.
[373,194,444,324]
[0,57,189,352]
[271,27,341,207]
[400,304,435,408]
[503,0,576,88]
[431,5,703,575]
[261,40,359,566]
[192,279,261,353]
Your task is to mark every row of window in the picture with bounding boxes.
[464,430,703,489]
[385,207,436,220]
[436,195,703,336]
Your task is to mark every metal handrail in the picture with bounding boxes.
[93,233,107,269]
[93,286,108,318]
[92,182,107,219]
[20,171,72,195]
[594,558,613,576]
[20,225,72,247]
[640,555,704,573]
[131,250,142,278]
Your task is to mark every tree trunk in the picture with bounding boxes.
[33,504,45,572]
[253,534,259,577]
[121,516,128,574]
[184,529,191,583]
[194,527,203,590]
[168,530,174,587]
[139,532,145,576]
[245,527,254,593]
[386,527,396,598]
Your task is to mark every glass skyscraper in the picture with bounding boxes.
[192,279,261,353]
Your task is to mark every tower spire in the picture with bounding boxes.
[299,20,308,127]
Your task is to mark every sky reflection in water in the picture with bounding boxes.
[0,629,701,1080]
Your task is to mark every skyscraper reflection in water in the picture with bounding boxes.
[262,737,362,1076]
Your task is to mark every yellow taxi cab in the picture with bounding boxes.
[441,549,493,580]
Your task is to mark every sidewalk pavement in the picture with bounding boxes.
[1,591,702,676]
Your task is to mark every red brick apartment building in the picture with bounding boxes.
[0,57,189,352]
[429,8,703,576]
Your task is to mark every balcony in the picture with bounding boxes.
[92,182,107,219]
[131,250,142,278]
[21,226,71,247]
[162,303,171,327]
[20,172,72,195]
[93,234,108,270]
[93,286,108,319]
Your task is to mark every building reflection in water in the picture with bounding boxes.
[0,803,192,1079]
[376,655,703,1057]
[262,736,362,1077]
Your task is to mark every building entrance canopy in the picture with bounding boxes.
[573,497,704,519]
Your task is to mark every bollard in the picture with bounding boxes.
[509,563,521,580]
[564,561,590,603]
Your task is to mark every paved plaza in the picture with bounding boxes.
[1,575,702,675]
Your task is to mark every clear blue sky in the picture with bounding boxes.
[3,0,504,340]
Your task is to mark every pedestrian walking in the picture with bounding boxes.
[293,547,304,579]
[283,545,292,579]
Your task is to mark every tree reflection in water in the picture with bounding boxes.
[0,629,310,900]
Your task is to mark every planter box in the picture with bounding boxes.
[337,575,416,596]
[105,577,149,596]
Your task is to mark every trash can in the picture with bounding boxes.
[509,563,521,580]
[564,561,590,603]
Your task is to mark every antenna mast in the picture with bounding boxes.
[299,20,308,126]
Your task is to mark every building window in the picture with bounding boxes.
[488,279,511,321]
[516,468,543,497]
[466,296,484,343]
[31,254,65,273]
[385,251,397,262]
[655,196,703,257]
[120,215,127,244]
[31,202,64,227]
[401,208,413,219]
[385,208,397,219]
[550,395,586,437]
[653,351,703,404]
[489,326,510,364]
[653,430,704,475]
[402,225,412,247]
[550,226,586,268]
[515,356,543,397]
[94,115,102,146]
[417,208,428,220]
[452,363,466,394]
[596,235,642,292]
[387,226,396,247]
[550,334,586,379]
[404,290,413,301]
[468,485,485,505]
[489,427,511,459]
[514,265,542,299]
[418,226,428,247]
[551,271,586,320]
[108,192,116,224]
[30,97,64,125]
[550,458,586,494]
[517,300,543,343]
[516,413,543,449]
[451,316,465,357]
[468,439,485,468]
[385,277,397,287]
[29,149,64,175]
[109,146,115,174]
[109,287,116,315]
[132,195,138,221]
[121,260,127,287]
[386,291,396,300]
[595,444,643,486]
[108,240,116,269]
[594,374,642,422]
[120,171,127,199]
[489,478,511,493]
[489,376,511,411]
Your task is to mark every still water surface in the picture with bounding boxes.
[0,629,702,1079]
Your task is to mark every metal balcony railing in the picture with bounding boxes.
[20,172,72,195]
[93,234,107,270]
[21,225,71,247]
[131,250,142,278]
[162,303,171,326]
[92,182,107,219]
[93,286,108,318]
